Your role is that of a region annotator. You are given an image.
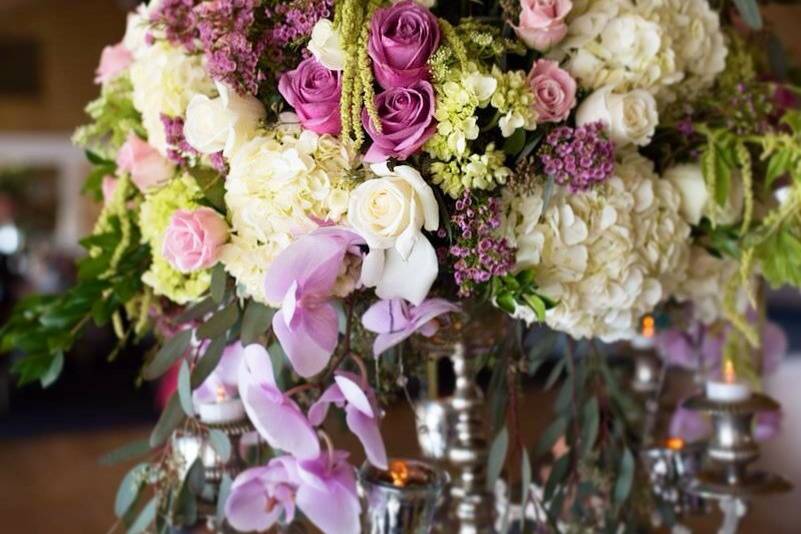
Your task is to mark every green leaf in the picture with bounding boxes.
[516,132,544,164]
[210,264,227,304]
[240,301,275,345]
[544,357,566,390]
[503,128,526,155]
[520,448,532,512]
[191,336,227,388]
[495,292,517,314]
[486,426,509,491]
[553,373,574,414]
[186,457,206,495]
[177,360,194,417]
[216,474,233,527]
[127,497,157,534]
[613,448,635,508]
[523,294,546,322]
[150,393,186,448]
[541,174,556,215]
[733,0,763,30]
[766,148,793,190]
[543,453,570,502]
[189,167,226,211]
[535,415,567,457]
[142,329,192,381]
[176,297,218,323]
[115,463,148,518]
[580,398,600,457]
[208,429,232,463]
[40,351,64,388]
[197,301,239,340]
[99,439,151,466]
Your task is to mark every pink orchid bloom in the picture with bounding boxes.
[309,371,388,469]
[238,344,321,460]
[226,451,361,534]
[192,342,243,406]
[362,298,460,357]
[264,228,364,378]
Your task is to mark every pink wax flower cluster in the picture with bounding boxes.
[515,0,573,52]
[368,0,441,89]
[528,59,576,123]
[116,134,174,192]
[538,122,615,192]
[279,57,342,135]
[162,207,229,273]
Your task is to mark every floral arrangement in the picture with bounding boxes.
[2,0,801,532]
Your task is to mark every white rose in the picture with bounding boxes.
[663,164,709,225]
[349,163,439,304]
[184,82,266,157]
[307,19,346,71]
[577,85,658,147]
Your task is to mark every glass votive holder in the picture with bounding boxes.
[358,458,448,534]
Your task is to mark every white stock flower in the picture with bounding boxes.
[308,19,346,71]
[184,82,266,157]
[576,85,658,146]
[348,163,439,305]
[221,127,354,303]
[503,152,690,341]
[130,42,215,155]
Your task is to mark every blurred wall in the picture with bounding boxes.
[0,0,128,132]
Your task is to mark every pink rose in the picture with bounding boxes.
[362,81,436,163]
[116,134,174,192]
[368,0,441,89]
[278,57,342,135]
[162,207,229,273]
[528,59,576,122]
[516,0,573,51]
[95,42,133,84]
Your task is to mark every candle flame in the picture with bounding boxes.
[641,315,655,339]
[389,460,409,488]
[216,385,228,403]
[723,360,736,384]
[666,437,685,451]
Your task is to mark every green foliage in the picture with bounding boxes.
[490,270,554,322]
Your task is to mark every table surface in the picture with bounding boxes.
[2,360,800,533]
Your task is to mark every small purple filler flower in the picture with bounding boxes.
[538,122,615,193]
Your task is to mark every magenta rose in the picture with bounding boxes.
[516,0,573,51]
[362,81,436,163]
[116,134,174,192]
[162,207,229,273]
[278,57,342,135]
[528,59,576,122]
[368,0,441,89]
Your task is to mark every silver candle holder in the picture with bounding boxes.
[641,438,707,517]
[359,458,448,534]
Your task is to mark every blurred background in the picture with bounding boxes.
[0,1,800,533]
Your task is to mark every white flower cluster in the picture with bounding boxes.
[221,124,354,304]
[130,42,215,155]
[503,152,691,341]
[673,245,741,324]
[555,0,726,103]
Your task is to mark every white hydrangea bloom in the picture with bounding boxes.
[221,125,355,304]
[554,0,726,103]
[673,246,743,325]
[502,152,691,341]
[130,42,215,155]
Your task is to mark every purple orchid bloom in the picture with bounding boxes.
[669,404,711,443]
[309,371,388,469]
[192,342,243,406]
[755,410,783,441]
[238,344,321,460]
[264,228,365,378]
[361,298,460,357]
[226,451,361,534]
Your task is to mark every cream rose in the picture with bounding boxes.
[184,82,266,158]
[663,164,709,225]
[348,162,439,305]
[576,85,658,147]
[307,19,346,71]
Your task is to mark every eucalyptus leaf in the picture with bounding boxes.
[176,297,218,323]
[520,448,532,512]
[544,357,566,390]
[149,393,185,448]
[99,438,151,466]
[240,301,275,345]
[580,398,600,457]
[186,457,206,495]
[115,463,148,518]
[733,0,763,30]
[127,497,157,534]
[613,448,635,508]
[40,351,64,388]
[210,264,227,304]
[486,426,509,491]
[216,474,233,527]
[553,373,574,414]
[177,360,194,417]
[535,415,568,457]
[142,329,192,381]
[197,301,239,340]
[541,174,555,216]
[208,429,232,463]
[191,336,227,388]
[543,453,570,502]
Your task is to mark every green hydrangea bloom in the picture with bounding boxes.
[139,174,210,305]
[431,144,511,198]
[490,66,537,137]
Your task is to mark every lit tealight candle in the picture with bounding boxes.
[705,360,751,403]
[631,315,656,350]
[197,385,246,424]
